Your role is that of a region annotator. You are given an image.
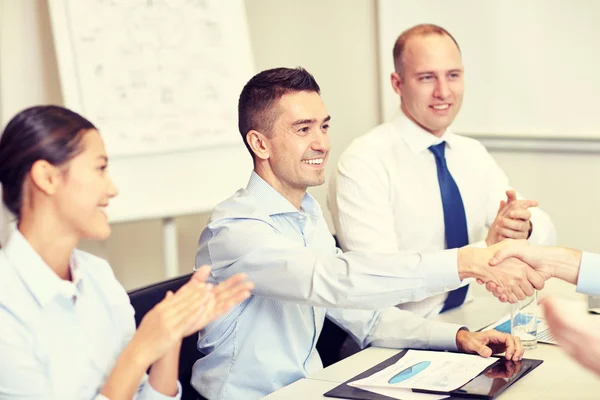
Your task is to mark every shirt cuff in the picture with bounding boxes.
[421,249,462,294]
[427,322,465,352]
[138,380,182,400]
[576,251,600,296]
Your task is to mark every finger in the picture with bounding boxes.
[151,288,212,340]
[508,208,532,221]
[500,217,530,233]
[162,280,213,321]
[506,199,538,210]
[213,273,249,295]
[498,228,528,240]
[214,286,253,311]
[174,278,213,306]
[526,269,545,290]
[509,281,529,300]
[191,265,212,283]
[513,336,524,361]
[473,339,493,358]
[490,247,522,266]
[500,333,515,360]
[505,190,517,203]
[214,281,254,308]
[497,200,505,213]
[505,290,519,304]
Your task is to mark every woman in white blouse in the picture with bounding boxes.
[0,105,253,399]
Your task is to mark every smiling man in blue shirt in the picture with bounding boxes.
[191,67,544,399]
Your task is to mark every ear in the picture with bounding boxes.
[246,130,270,161]
[29,160,61,196]
[390,72,404,96]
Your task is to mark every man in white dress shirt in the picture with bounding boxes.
[329,24,557,319]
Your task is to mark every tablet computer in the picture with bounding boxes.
[324,350,543,400]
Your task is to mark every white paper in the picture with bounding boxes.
[352,386,448,400]
[349,350,497,392]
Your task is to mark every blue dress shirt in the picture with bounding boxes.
[192,172,464,399]
[0,231,181,400]
[577,251,600,295]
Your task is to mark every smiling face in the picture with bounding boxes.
[391,33,464,136]
[54,129,118,241]
[252,90,330,205]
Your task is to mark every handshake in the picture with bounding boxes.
[458,239,570,303]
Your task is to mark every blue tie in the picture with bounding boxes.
[429,142,469,313]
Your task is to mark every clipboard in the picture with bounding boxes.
[323,350,543,400]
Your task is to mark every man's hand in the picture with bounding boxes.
[486,190,537,246]
[458,242,545,303]
[540,297,600,377]
[489,241,581,285]
[456,329,524,361]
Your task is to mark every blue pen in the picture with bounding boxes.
[388,361,431,384]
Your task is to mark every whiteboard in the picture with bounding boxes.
[49,0,254,222]
[377,0,600,139]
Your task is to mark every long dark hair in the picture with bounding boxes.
[0,105,96,219]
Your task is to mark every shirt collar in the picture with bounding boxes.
[4,230,83,307]
[392,111,458,154]
[246,171,322,219]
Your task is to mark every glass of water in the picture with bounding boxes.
[511,291,537,350]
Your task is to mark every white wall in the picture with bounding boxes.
[1,0,598,290]
[0,0,63,124]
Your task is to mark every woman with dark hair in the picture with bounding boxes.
[0,105,253,399]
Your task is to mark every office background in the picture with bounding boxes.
[1,0,599,290]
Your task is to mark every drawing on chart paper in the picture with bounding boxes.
[388,361,431,384]
[60,0,245,157]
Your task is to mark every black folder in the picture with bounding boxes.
[323,350,543,400]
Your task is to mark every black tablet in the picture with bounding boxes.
[324,350,543,400]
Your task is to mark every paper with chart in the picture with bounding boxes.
[54,0,252,157]
[349,350,497,393]
[483,313,557,344]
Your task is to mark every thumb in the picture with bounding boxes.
[505,190,517,202]
[475,342,493,358]
[489,248,514,265]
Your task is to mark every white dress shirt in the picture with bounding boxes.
[0,200,12,248]
[0,231,181,400]
[192,172,464,399]
[329,113,557,317]
[578,252,600,295]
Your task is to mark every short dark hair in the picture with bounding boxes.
[393,24,460,77]
[237,67,321,157]
[0,105,95,219]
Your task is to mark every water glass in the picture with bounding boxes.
[510,291,537,350]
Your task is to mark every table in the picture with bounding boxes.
[265,281,600,399]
